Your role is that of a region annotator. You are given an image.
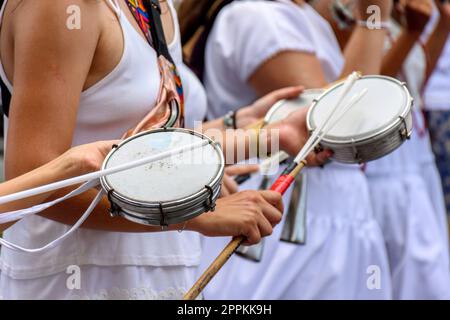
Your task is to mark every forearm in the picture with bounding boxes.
[38,188,207,233]
[424,18,450,81]
[0,150,196,233]
[381,30,420,77]
[197,117,227,132]
[0,155,81,212]
[197,106,258,133]
[201,126,276,164]
[342,27,388,76]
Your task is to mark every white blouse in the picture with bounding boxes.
[204,0,344,119]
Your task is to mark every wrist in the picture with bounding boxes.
[356,19,391,31]
[185,212,211,235]
[51,151,83,180]
[274,122,289,154]
[235,107,255,129]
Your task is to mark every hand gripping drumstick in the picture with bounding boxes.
[183,73,362,300]
[183,160,307,301]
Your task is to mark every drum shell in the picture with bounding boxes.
[320,111,413,164]
[100,128,225,226]
[307,75,414,164]
[115,185,222,226]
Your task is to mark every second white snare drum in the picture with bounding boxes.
[101,128,225,226]
[264,89,324,125]
[307,75,413,164]
[260,89,324,167]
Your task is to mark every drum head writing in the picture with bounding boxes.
[104,131,222,202]
[310,77,409,142]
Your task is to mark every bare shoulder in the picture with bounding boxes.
[7,0,103,42]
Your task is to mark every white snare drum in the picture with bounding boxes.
[307,75,413,164]
[265,89,324,124]
[260,89,324,167]
[101,128,225,226]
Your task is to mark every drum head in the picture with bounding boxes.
[308,76,412,143]
[103,130,223,203]
[265,89,323,124]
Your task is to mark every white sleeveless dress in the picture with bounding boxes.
[0,0,202,300]
[198,0,391,299]
[364,21,450,300]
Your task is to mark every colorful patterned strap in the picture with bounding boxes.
[125,0,184,113]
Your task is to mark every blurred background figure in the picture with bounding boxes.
[424,32,450,238]
[364,0,450,299]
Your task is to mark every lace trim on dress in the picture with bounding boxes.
[68,286,187,300]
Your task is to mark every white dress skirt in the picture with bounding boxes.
[364,19,450,299]
[365,117,450,300]
[200,164,392,300]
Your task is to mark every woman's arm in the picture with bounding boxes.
[381,31,422,77]
[0,137,284,243]
[424,1,450,81]
[2,0,146,232]
[0,140,117,232]
[248,0,392,95]
[1,1,284,239]
[381,0,433,77]
[198,86,305,131]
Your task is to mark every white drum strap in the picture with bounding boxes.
[0,179,103,253]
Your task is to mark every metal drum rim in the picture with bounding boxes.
[100,128,225,208]
[116,186,222,226]
[306,75,413,145]
[107,179,222,213]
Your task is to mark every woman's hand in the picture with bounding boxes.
[236,86,304,129]
[61,140,121,176]
[220,164,260,197]
[189,190,283,245]
[436,0,450,29]
[271,107,333,166]
[399,0,434,33]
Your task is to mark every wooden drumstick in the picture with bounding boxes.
[183,160,307,300]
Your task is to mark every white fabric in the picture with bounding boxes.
[0,0,202,299]
[204,0,342,119]
[364,21,450,299]
[200,0,391,299]
[200,167,392,300]
[424,36,450,110]
[368,172,450,299]
[179,63,208,129]
[422,9,450,111]
[1,265,198,300]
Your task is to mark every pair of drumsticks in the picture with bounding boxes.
[184,71,368,300]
